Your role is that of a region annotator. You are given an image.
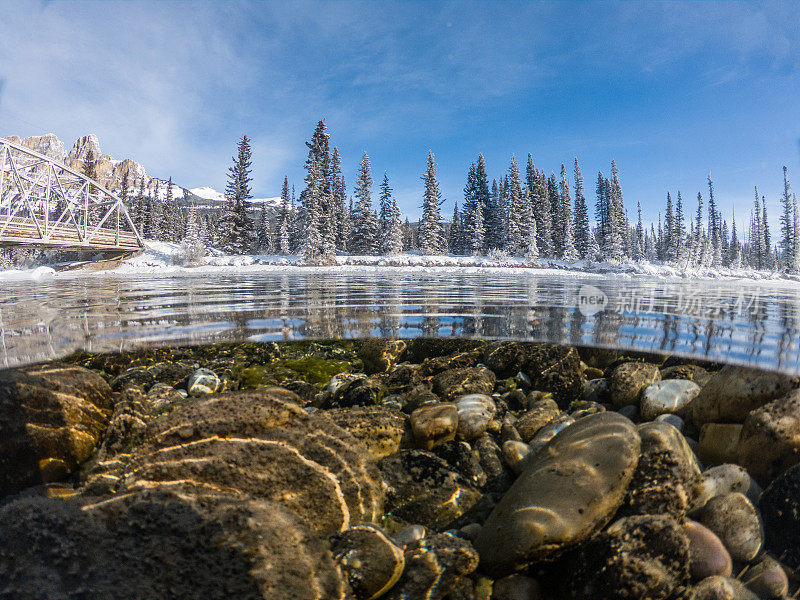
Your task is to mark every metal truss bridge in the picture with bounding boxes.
[0,138,144,252]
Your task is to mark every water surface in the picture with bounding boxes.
[1,269,799,373]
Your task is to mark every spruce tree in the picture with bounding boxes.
[730,209,741,269]
[780,166,794,269]
[383,198,403,256]
[302,157,323,262]
[707,176,722,267]
[449,203,462,254]
[475,154,491,252]
[378,171,395,255]
[595,171,607,250]
[693,192,704,266]
[665,192,674,261]
[331,147,348,252]
[462,162,477,244]
[217,135,254,253]
[674,191,686,262]
[587,228,600,261]
[762,195,771,269]
[635,201,645,260]
[470,201,485,255]
[484,177,503,251]
[350,152,377,255]
[603,162,625,261]
[752,187,764,269]
[505,156,524,254]
[419,151,446,255]
[573,158,590,259]
[559,164,577,260]
[793,194,800,272]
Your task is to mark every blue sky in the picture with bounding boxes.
[1,1,799,226]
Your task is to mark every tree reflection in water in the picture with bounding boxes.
[0,270,798,373]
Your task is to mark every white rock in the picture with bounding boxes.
[640,379,701,421]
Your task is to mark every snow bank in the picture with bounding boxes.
[101,242,799,283]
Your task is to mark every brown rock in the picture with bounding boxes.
[409,403,458,450]
[608,362,661,408]
[698,424,742,466]
[0,362,113,497]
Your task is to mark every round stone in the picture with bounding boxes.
[492,573,543,600]
[330,524,405,600]
[741,556,788,599]
[684,520,732,580]
[692,366,798,425]
[514,399,561,442]
[608,362,661,409]
[475,412,641,576]
[640,379,701,421]
[690,576,759,600]
[700,493,762,563]
[409,403,458,450]
[187,368,221,396]
[455,394,496,441]
[655,413,685,431]
[501,440,531,474]
[527,416,575,453]
[689,464,760,513]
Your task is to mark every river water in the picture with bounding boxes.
[1,268,799,373]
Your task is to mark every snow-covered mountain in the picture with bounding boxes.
[2,132,278,209]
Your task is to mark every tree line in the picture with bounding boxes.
[5,120,797,273]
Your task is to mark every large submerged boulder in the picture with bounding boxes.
[475,412,641,576]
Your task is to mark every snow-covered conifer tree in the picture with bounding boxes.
[419,151,446,255]
[505,157,524,254]
[470,202,485,255]
[350,152,377,255]
[573,159,590,259]
[780,166,795,270]
[383,198,403,256]
[484,177,503,251]
[449,203,462,255]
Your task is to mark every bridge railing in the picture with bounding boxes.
[0,138,144,250]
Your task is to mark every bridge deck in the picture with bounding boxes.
[0,216,142,251]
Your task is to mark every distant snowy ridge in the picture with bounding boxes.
[189,186,281,207]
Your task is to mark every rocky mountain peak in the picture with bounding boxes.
[67,133,104,163]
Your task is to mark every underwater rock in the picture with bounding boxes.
[147,382,185,410]
[483,342,585,408]
[758,461,800,569]
[379,449,482,531]
[741,556,788,599]
[431,366,496,402]
[737,389,800,483]
[187,367,221,396]
[689,464,761,513]
[514,398,561,442]
[385,532,479,600]
[690,576,759,600]
[621,421,700,519]
[110,366,156,391]
[358,339,407,375]
[660,364,712,387]
[700,493,762,563]
[527,415,575,454]
[692,365,798,425]
[608,361,661,408]
[0,488,349,600]
[475,412,641,576]
[640,379,701,421]
[115,387,384,535]
[325,405,411,459]
[558,514,691,600]
[455,393,496,441]
[434,440,487,487]
[330,524,405,600]
[491,574,543,600]
[501,440,531,474]
[698,423,742,466]
[0,362,113,498]
[684,520,732,580]
[410,403,458,450]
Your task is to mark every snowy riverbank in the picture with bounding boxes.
[2,241,799,283]
[110,242,800,282]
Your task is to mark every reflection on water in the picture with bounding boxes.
[1,270,799,374]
